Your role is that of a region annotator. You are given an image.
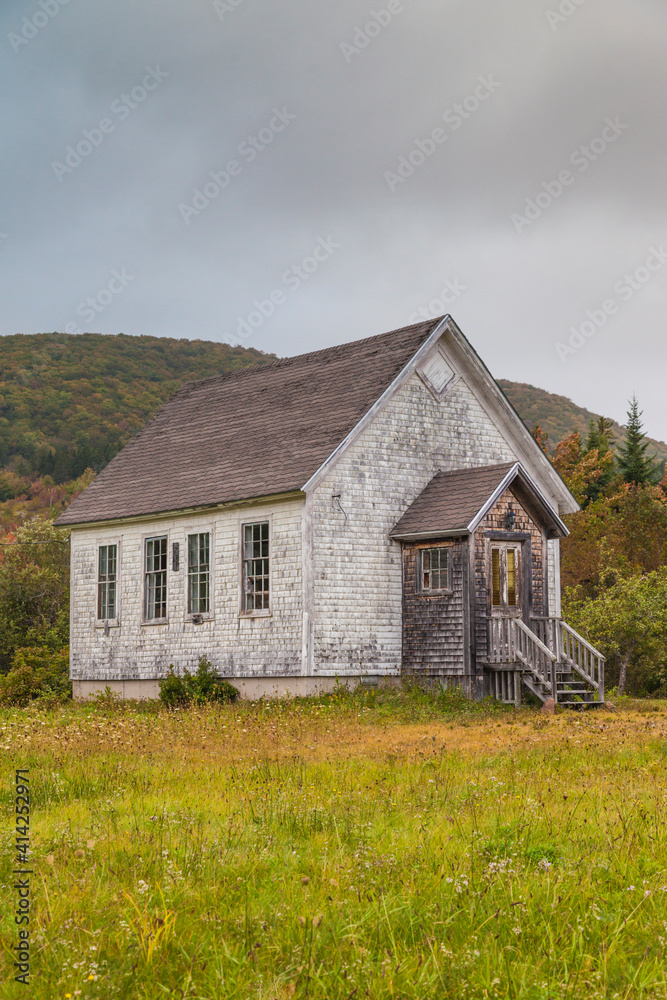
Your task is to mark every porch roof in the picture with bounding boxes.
[390,462,569,540]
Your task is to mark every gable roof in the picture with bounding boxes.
[56,318,441,526]
[390,462,569,540]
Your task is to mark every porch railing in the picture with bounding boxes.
[488,616,558,699]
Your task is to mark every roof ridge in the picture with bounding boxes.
[170,317,442,397]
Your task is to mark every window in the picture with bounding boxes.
[490,544,520,610]
[98,544,117,620]
[242,521,269,611]
[188,532,210,614]
[421,547,450,592]
[145,536,167,620]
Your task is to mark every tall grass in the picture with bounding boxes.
[1,687,667,998]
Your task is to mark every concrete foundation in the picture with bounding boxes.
[72,674,400,702]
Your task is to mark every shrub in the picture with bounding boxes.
[158,657,238,708]
[0,646,71,706]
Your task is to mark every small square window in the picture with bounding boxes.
[421,547,450,593]
[98,544,117,620]
[188,532,210,614]
[242,522,269,612]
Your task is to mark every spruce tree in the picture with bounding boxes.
[618,396,658,485]
[583,415,616,502]
[585,416,615,456]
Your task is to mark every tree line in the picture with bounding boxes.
[533,396,667,695]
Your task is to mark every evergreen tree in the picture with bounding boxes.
[583,415,616,502]
[618,396,658,485]
[586,416,615,456]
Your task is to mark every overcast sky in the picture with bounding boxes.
[1,0,665,438]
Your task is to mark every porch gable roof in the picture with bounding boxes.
[390,462,569,541]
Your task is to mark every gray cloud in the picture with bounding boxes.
[1,0,665,437]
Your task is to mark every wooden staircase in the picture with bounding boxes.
[484,616,605,709]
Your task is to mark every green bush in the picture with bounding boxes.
[158,656,238,708]
[0,645,71,706]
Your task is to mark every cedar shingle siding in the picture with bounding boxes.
[60,317,578,699]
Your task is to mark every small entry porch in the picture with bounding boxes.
[392,462,604,709]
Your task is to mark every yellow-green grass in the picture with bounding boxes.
[2,687,667,999]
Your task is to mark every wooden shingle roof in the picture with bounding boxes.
[56,319,440,526]
[391,462,568,539]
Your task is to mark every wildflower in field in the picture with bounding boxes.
[537,858,552,872]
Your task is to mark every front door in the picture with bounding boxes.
[489,542,522,617]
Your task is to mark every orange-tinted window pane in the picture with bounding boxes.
[492,548,501,606]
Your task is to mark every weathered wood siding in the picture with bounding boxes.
[473,486,547,663]
[69,497,304,683]
[401,539,466,675]
[310,367,515,675]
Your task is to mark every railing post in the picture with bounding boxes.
[552,655,557,703]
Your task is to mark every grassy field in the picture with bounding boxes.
[2,686,667,999]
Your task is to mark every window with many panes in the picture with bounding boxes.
[145,536,168,620]
[188,532,210,614]
[242,522,269,611]
[421,547,450,592]
[98,544,117,620]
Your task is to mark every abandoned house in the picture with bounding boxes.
[56,315,604,707]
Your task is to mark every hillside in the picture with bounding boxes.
[499,380,667,466]
[0,333,664,517]
[0,332,275,482]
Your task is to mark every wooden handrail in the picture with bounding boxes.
[514,618,557,662]
[560,620,606,661]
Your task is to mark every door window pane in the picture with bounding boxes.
[507,549,517,606]
[491,548,501,607]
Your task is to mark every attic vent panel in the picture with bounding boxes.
[417,348,458,401]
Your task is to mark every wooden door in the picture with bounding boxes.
[489,542,522,617]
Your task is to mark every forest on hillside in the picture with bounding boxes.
[0,332,275,485]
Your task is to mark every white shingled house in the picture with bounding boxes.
[56,316,605,706]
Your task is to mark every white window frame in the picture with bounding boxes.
[239,517,272,617]
[95,541,120,627]
[185,529,214,621]
[143,534,169,624]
